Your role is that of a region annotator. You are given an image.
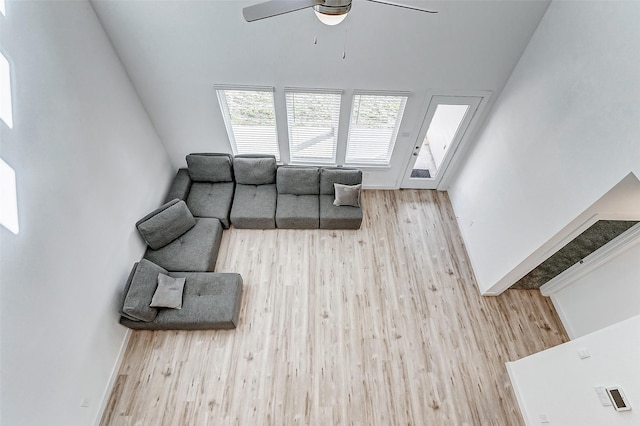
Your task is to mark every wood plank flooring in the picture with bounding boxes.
[101,190,568,426]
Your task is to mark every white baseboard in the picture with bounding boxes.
[362,185,399,190]
[93,328,132,426]
[506,361,532,426]
[549,294,577,340]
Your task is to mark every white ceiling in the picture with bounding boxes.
[91,0,550,169]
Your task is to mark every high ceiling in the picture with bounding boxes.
[91,0,551,168]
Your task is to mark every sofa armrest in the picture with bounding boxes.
[165,168,192,203]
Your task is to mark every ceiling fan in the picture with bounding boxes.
[243,0,437,26]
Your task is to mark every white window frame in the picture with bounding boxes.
[284,88,342,165]
[345,91,409,166]
[215,86,280,160]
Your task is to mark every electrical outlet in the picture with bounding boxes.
[80,397,90,408]
[538,413,549,423]
[577,348,591,359]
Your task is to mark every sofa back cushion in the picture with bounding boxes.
[277,166,320,195]
[233,155,277,185]
[136,199,196,250]
[186,153,233,182]
[121,259,168,322]
[164,168,192,203]
[320,168,362,195]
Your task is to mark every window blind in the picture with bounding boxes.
[216,89,280,160]
[285,91,341,164]
[346,94,407,165]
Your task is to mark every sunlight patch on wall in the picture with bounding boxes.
[1,50,13,128]
[0,157,19,234]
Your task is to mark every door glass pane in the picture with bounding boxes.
[412,104,469,178]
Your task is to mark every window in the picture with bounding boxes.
[345,93,407,165]
[0,157,19,234]
[216,88,279,160]
[0,51,13,129]
[285,90,341,164]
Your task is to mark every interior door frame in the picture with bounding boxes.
[400,91,491,190]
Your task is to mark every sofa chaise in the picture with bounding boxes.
[119,259,243,330]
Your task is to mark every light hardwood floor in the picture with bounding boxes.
[101,190,568,426]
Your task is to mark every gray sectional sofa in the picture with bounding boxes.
[119,153,363,331]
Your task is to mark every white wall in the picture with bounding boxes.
[448,2,640,294]
[546,230,640,339]
[507,315,640,426]
[0,2,173,425]
[90,0,550,188]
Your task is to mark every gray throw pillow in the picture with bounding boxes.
[333,183,361,207]
[136,199,196,250]
[150,273,186,309]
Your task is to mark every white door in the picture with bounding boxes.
[401,95,484,189]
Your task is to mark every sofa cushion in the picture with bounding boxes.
[333,183,361,207]
[149,273,186,309]
[276,194,319,229]
[120,272,243,330]
[319,195,363,229]
[320,168,363,195]
[136,199,196,250]
[144,218,223,272]
[186,153,233,183]
[164,168,192,203]
[186,181,235,228]
[233,155,277,185]
[277,166,320,195]
[121,259,168,322]
[230,184,277,229]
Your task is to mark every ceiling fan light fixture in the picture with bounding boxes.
[313,9,348,25]
[313,2,351,26]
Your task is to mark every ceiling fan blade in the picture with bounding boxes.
[243,0,325,22]
[365,0,438,13]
